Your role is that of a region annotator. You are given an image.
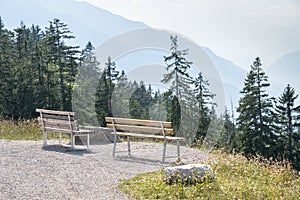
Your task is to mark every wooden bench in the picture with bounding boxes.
[36,109,94,149]
[105,117,186,163]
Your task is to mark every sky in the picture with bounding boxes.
[80,0,300,70]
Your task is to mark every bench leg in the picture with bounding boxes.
[112,134,117,157]
[59,133,62,146]
[177,140,180,160]
[87,134,90,149]
[162,140,167,164]
[71,134,75,149]
[127,136,131,156]
[43,131,47,147]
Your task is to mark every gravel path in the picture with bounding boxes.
[0,140,210,200]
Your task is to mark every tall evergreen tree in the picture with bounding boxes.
[161,35,192,99]
[73,41,100,125]
[104,56,119,115]
[275,84,300,166]
[161,35,193,134]
[14,22,36,118]
[193,72,215,141]
[45,18,79,111]
[0,17,15,118]
[236,57,276,158]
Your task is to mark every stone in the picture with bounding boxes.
[75,126,120,145]
[164,164,213,183]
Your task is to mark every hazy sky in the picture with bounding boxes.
[81,0,300,70]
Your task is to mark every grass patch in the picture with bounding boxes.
[119,151,300,199]
[0,119,63,141]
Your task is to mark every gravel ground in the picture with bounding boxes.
[0,140,211,200]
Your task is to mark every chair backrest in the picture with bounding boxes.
[105,117,174,135]
[36,109,79,131]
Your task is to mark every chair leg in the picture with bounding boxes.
[127,136,131,156]
[112,134,117,157]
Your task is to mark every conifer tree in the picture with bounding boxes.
[217,107,235,150]
[104,56,119,115]
[162,35,192,99]
[162,35,193,134]
[45,18,79,111]
[236,57,276,158]
[275,84,300,166]
[193,72,215,141]
[0,18,15,118]
[73,41,100,125]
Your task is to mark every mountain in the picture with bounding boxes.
[266,50,300,96]
[1,0,261,113]
[0,0,147,48]
[203,48,247,110]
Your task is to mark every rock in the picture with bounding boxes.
[75,126,120,145]
[164,164,213,184]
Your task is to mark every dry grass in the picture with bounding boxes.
[119,150,300,199]
[0,119,62,140]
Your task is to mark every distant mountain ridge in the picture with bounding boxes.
[2,0,299,111]
[266,50,300,96]
[1,0,147,47]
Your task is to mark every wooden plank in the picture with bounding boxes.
[106,124,174,135]
[38,118,77,127]
[105,117,172,128]
[38,118,78,131]
[111,132,186,141]
[43,127,93,135]
[42,114,75,121]
[36,109,75,116]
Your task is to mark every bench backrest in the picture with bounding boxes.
[105,117,174,135]
[36,109,79,132]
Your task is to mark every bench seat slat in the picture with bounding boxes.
[38,118,78,130]
[106,124,174,135]
[36,109,75,116]
[111,132,186,141]
[43,127,93,135]
[105,117,172,128]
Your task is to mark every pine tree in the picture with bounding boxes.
[236,57,276,158]
[193,72,215,142]
[14,22,36,118]
[161,35,193,135]
[217,107,235,150]
[73,41,100,125]
[45,18,79,111]
[275,84,300,166]
[162,35,193,99]
[104,56,119,115]
[0,17,16,118]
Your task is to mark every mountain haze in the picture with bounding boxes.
[1,0,147,47]
[3,0,296,111]
[266,50,300,95]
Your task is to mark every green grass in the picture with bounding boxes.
[0,119,62,140]
[119,151,300,199]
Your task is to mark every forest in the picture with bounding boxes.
[0,17,299,170]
